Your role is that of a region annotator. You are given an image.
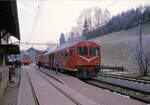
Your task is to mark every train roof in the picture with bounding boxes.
[44,36,100,54]
[56,36,85,52]
[55,40,100,52]
[56,41,77,51]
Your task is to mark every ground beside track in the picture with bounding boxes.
[37,66,147,105]
[0,65,147,105]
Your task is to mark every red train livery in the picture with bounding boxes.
[36,40,101,79]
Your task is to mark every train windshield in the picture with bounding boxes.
[77,46,88,56]
[24,57,29,60]
[90,47,99,56]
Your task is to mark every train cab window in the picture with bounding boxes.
[70,48,74,56]
[77,46,88,56]
[90,47,99,56]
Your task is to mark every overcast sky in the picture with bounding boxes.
[17,0,150,50]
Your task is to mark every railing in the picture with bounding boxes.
[100,65,124,72]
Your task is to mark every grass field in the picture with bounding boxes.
[90,24,150,74]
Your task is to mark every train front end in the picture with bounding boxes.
[22,56,31,65]
[75,41,101,79]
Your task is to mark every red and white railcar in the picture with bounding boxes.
[37,40,101,79]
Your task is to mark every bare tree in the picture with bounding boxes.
[103,9,110,24]
[123,36,150,76]
[70,26,81,36]
[76,8,93,32]
[93,7,103,28]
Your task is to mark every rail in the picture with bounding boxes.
[99,73,150,84]
[26,68,40,105]
[100,65,124,71]
[33,66,63,85]
[85,78,150,103]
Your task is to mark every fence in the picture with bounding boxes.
[100,65,124,72]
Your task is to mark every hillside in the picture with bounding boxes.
[90,24,150,73]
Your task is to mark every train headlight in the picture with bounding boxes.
[78,62,83,65]
[95,62,99,65]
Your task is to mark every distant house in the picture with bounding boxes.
[27,47,45,57]
[26,47,38,58]
[23,47,45,63]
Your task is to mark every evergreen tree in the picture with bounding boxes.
[82,18,89,40]
[59,33,66,46]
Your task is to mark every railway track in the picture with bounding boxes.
[29,66,82,105]
[85,78,150,103]
[25,67,40,105]
[31,66,150,103]
[99,73,150,84]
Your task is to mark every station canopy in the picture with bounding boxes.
[0,44,20,54]
[0,0,20,40]
[0,0,20,54]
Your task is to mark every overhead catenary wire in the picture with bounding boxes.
[93,0,118,9]
[28,0,45,42]
[20,42,57,45]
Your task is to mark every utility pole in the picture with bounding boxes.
[139,20,143,75]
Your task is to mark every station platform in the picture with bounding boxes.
[17,65,147,105]
[17,66,97,105]
[0,67,21,105]
[0,66,10,99]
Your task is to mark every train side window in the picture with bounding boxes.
[57,52,60,58]
[55,54,57,58]
[65,51,69,58]
[70,48,74,56]
[56,53,59,58]
[60,52,63,58]
[61,52,64,58]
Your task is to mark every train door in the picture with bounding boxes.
[64,49,69,69]
[69,47,75,69]
[52,53,54,69]
[49,54,51,68]
[49,53,53,69]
